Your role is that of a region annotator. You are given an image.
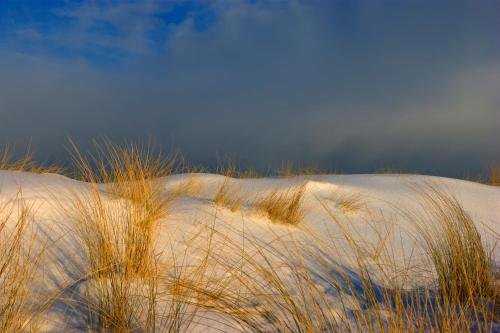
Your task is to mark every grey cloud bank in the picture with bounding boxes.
[0,1,499,177]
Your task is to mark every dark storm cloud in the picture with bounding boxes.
[0,0,499,176]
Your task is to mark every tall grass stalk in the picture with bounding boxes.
[0,194,43,332]
[409,185,497,329]
[63,141,178,331]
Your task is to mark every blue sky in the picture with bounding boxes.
[0,1,215,66]
[0,0,499,176]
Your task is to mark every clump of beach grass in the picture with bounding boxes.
[253,183,307,225]
[329,190,367,214]
[62,140,179,331]
[214,157,262,179]
[412,185,496,306]
[0,144,61,174]
[213,165,245,212]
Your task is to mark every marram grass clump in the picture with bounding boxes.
[213,166,245,212]
[62,141,179,331]
[254,183,307,225]
[413,185,496,304]
[0,144,61,174]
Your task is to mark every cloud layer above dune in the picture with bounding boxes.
[0,0,499,176]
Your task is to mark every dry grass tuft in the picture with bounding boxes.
[0,194,43,332]
[63,140,178,331]
[329,190,367,214]
[253,183,307,225]
[69,139,177,198]
[413,185,496,305]
[0,144,61,174]
[215,157,262,179]
[66,184,161,331]
[213,166,245,212]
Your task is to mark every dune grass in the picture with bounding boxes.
[0,143,498,331]
[55,166,500,332]
[194,186,498,332]
[71,141,177,274]
[214,157,262,179]
[63,170,500,332]
[66,184,160,331]
[328,190,367,214]
[213,165,245,212]
[235,166,260,179]
[253,183,307,225]
[278,161,331,178]
[411,185,497,318]
[0,144,61,174]
[0,194,44,332]
[61,141,179,331]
